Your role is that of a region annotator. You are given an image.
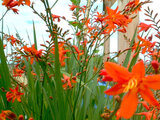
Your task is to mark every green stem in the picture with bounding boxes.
[51,0,58,9]
[0,10,8,21]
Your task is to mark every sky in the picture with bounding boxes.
[0,0,160,54]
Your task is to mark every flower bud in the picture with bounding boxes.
[151,60,159,73]
[18,115,24,120]
[114,95,121,103]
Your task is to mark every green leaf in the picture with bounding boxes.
[123,28,137,67]
[33,21,37,49]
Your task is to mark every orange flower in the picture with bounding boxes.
[18,115,24,120]
[52,14,61,22]
[135,101,157,120]
[138,36,156,54]
[62,74,77,90]
[18,0,30,6]
[149,49,160,60]
[133,35,156,54]
[2,0,19,13]
[95,12,104,23]
[7,35,20,46]
[124,0,141,14]
[51,42,69,66]
[0,110,17,120]
[151,60,159,73]
[2,0,30,13]
[69,4,78,11]
[99,69,113,82]
[6,85,24,103]
[135,109,157,120]
[22,44,43,64]
[72,45,84,60]
[0,111,6,120]
[28,117,34,120]
[104,61,160,119]
[104,7,132,34]
[13,68,25,77]
[23,44,43,58]
[139,101,150,111]
[138,22,153,33]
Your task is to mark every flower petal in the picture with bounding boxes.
[144,75,160,90]
[104,84,124,95]
[104,62,131,83]
[139,87,159,107]
[25,0,30,6]
[132,60,145,78]
[119,89,138,119]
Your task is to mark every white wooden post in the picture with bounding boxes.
[118,0,139,64]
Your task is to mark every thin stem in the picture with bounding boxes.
[51,0,58,9]
[0,10,8,21]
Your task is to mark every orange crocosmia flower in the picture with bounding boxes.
[125,0,141,14]
[18,115,24,120]
[104,61,160,119]
[81,40,88,47]
[13,68,25,77]
[28,117,34,120]
[135,109,157,120]
[149,49,160,60]
[139,101,150,111]
[117,27,126,33]
[62,74,77,90]
[138,35,156,54]
[138,22,153,33]
[99,69,113,82]
[76,31,81,36]
[0,111,6,120]
[52,14,61,22]
[23,44,43,58]
[2,0,17,7]
[51,42,69,66]
[104,7,132,34]
[72,45,84,60]
[0,110,17,120]
[2,0,30,13]
[7,35,19,46]
[104,7,120,33]
[69,4,78,11]
[151,60,159,73]
[18,0,30,6]
[2,0,19,13]
[133,35,156,54]
[95,12,105,23]
[22,44,43,64]
[6,85,24,103]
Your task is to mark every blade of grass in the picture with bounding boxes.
[0,19,11,109]
[123,28,137,67]
[32,21,37,49]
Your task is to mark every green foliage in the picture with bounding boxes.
[0,0,157,120]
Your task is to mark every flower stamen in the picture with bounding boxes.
[123,78,138,92]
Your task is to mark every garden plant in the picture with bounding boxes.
[0,0,160,119]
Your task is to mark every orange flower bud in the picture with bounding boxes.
[28,117,34,120]
[18,115,24,120]
[151,60,159,72]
